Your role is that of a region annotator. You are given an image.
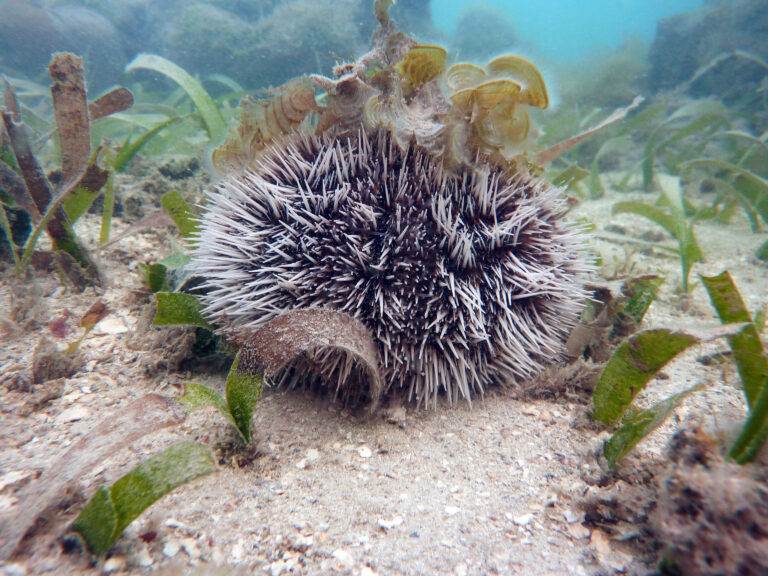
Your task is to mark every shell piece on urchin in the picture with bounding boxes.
[192,128,593,408]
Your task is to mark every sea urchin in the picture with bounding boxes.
[192,128,592,407]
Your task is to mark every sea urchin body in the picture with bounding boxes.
[192,128,592,407]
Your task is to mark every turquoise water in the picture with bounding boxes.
[432,0,706,62]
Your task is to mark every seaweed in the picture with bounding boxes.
[181,353,262,444]
[613,185,704,293]
[593,271,768,468]
[1,53,135,288]
[126,54,227,144]
[71,442,215,556]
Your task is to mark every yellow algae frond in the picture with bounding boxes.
[487,54,549,109]
[445,63,486,92]
[472,79,523,110]
[396,44,447,92]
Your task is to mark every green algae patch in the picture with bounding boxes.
[72,441,215,556]
[604,387,698,469]
[592,329,699,426]
[153,292,212,330]
[702,271,768,409]
[181,352,262,444]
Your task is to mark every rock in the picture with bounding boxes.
[445,506,460,516]
[332,548,354,567]
[269,560,290,576]
[136,546,154,568]
[357,446,373,459]
[513,513,533,526]
[0,470,35,493]
[292,534,314,551]
[563,509,581,524]
[102,556,126,573]
[0,494,17,511]
[377,515,403,530]
[180,537,200,559]
[0,563,26,576]
[56,405,90,424]
[94,316,128,336]
[590,530,631,572]
[162,540,180,558]
[567,523,591,540]
[230,540,245,563]
[648,0,768,103]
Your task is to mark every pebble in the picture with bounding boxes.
[454,563,468,576]
[94,317,128,335]
[269,560,291,576]
[360,567,379,576]
[332,548,354,566]
[296,448,321,469]
[377,515,403,530]
[0,563,26,576]
[513,513,534,526]
[445,506,460,516]
[162,540,180,558]
[568,523,591,540]
[357,446,373,459]
[0,470,34,493]
[136,547,154,568]
[56,406,90,423]
[292,535,314,551]
[0,494,17,511]
[180,537,200,559]
[102,557,126,573]
[563,509,581,524]
[230,540,245,563]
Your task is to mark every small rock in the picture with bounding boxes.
[357,446,373,459]
[164,518,193,532]
[180,537,200,559]
[306,448,320,462]
[269,560,290,576]
[332,548,354,566]
[94,317,127,335]
[568,523,591,540]
[445,506,460,516]
[377,515,403,530]
[136,547,154,568]
[292,535,314,551]
[103,557,126,573]
[591,529,631,571]
[513,513,533,526]
[0,470,35,493]
[454,563,468,576]
[57,405,90,423]
[162,540,180,558]
[563,509,581,524]
[359,567,379,576]
[0,495,18,512]
[0,563,26,576]
[230,540,245,563]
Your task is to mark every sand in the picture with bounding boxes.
[1,176,766,575]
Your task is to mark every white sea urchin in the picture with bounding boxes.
[192,128,592,407]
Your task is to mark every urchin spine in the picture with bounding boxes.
[193,129,592,407]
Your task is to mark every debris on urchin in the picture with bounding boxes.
[192,128,592,407]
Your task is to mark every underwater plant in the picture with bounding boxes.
[71,441,215,556]
[181,0,604,409]
[1,53,134,287]
[612,184,704,294]
[591,271,768,468]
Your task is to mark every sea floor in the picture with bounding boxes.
[1,176,766,575]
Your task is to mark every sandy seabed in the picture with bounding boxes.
[1,177,766,576]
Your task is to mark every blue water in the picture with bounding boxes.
[432,0,706,62]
